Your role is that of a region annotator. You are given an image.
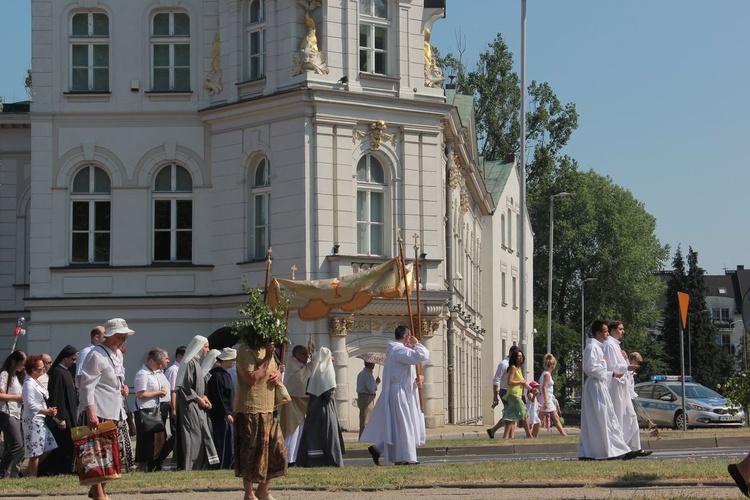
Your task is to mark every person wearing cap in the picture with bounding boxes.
[174,335,219,470]
[206,347,237,469]
[79,317,135,500]
[38,345,78,476]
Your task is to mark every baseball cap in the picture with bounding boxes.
[104,318,135,337]
[529,381,540,388]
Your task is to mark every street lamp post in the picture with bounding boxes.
[687,309,710,377]
[546,192,575,355]
[581,277,597,396]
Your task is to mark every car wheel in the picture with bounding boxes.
[674,411,689,429]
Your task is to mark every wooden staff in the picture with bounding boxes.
[262,246,273,303]
[396,227,423,410]
[413,233,423,343]
[280,264,297,365]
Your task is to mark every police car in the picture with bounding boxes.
[634,375,745,429]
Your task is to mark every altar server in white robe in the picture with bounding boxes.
[604,320,651,457]
[578,319,637,461]
[360,325,429,466]
[278,345,313,465]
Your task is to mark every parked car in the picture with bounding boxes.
[634,375,745,429]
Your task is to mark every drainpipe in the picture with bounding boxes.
[445,144,455,424]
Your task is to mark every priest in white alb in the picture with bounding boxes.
[578,319,637,461]
[360,325,429,466]
[603,320,651,457]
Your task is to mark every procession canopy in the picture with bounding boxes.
[267,257,414,321]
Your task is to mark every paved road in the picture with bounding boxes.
[39,484,746,499]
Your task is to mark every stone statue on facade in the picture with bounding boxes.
[292,0,330,76]
[204,29,223,95]
[423,27,445,88]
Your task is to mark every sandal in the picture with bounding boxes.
[728,464,750,497]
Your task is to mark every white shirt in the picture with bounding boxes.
[76,343,95,380]
[22,376,49,423]
[134,365,164,410]
[493,357,510,389]
[0,370,23,418]
[79,344,126,420]
[164,361,180,392]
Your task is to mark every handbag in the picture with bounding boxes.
[138,406,165,433]
[71,420,122,486]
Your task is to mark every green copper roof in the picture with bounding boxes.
[482,159,515,206]
[445,90,474,128]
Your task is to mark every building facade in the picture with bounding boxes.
[0,0,533,430]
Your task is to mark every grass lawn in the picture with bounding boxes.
[0,458,737,495]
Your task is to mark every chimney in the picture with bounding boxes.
[738,265,745,271]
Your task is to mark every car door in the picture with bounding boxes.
[634,383,656,425]
[650,384,678,427]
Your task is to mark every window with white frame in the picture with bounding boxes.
[501,271,507,305]
[500,213,506,247]
[245,0,266,81]
[153,163,192,262]
[250,157,271,259]
[151,12,190,91]
[359,0,389,74]
[512,275,518,309]
[507,208,513,251]
[356,155,387,255]
[70,12,109,92]
[71,165,111,263]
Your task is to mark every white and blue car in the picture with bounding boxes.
[634,375,745,429]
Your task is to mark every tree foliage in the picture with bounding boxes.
[661,247,732,389]
[439,32,669,375]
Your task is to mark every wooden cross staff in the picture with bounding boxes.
[396,227,424,410]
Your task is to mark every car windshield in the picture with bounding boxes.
[668,384,721,399]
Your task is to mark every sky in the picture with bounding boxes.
[1,1,748,275]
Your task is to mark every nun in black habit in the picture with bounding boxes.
[38,345,78,476]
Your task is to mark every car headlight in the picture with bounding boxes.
[687,403,710,411]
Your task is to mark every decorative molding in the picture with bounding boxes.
[329,315,354,337]
[353,120,396,150]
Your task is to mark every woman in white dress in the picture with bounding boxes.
[21,354,58,476]
[537,353,567,436]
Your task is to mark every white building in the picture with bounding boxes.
[0,0,532,430]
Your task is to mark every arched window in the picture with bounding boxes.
[71,165,111,263]
[356,155,387,255]
[151,11,191,91]
[153,163,193,261]
[250,157,271,259]
[70,11,109,91]
[245,0,266,81]
[359,0,389,74]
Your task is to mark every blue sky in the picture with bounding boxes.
[1,1,747,275]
